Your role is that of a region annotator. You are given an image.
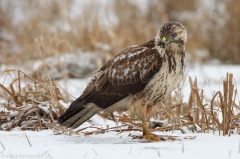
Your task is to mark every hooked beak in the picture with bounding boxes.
[159,36,168,47]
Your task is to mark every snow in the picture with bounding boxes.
[0,45,240,159]
[184,64,240,102]
[1,1,239,157]
[0,130,239,159]
[1,63,240,159]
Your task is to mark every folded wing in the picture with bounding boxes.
[81,40,163,109]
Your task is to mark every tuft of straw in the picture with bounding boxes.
[0,69,68,131]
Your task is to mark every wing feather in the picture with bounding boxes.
[81,39,163,109]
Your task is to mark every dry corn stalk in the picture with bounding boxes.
[211,73,240,136]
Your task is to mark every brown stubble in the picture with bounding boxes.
[1,69,240,137]
[210,73,240,136]
[0,69,68,131]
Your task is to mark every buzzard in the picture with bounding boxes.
[59,21,187,141]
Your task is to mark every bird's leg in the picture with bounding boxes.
[142,120,161,142]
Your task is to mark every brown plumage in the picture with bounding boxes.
[58,21,187,141]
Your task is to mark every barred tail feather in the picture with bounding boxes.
[58,98,101,129]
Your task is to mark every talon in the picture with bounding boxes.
[131,135,142,140]
[131,133,161,142]
[131,121,162,142]
[143,133,161,142]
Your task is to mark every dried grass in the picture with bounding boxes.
[210,73,240,136]
[1,0,239,67]
[0,70,239,137]
[0,69,67,131]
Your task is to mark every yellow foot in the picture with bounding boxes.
[132,133,161,142]
[143,133,161,142]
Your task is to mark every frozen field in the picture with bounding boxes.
[0,130,240,159]
[0,0,239,158]
[0,64,240,159]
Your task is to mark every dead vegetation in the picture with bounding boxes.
[0,0,240,69]
[0,0,240,136]
[0,69,68,131]
[0,69,239,137]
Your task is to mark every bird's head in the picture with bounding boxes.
[155,21,187,48]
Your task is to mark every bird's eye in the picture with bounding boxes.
[171,33,177,38]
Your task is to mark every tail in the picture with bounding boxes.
[58,97,101,129]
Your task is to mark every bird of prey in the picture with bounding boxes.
[58,21,187,142]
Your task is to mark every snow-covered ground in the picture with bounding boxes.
[1,63,240,159]
[0,0,239,158]
[0,130,240,159]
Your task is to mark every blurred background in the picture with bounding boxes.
[0,0,240,79]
